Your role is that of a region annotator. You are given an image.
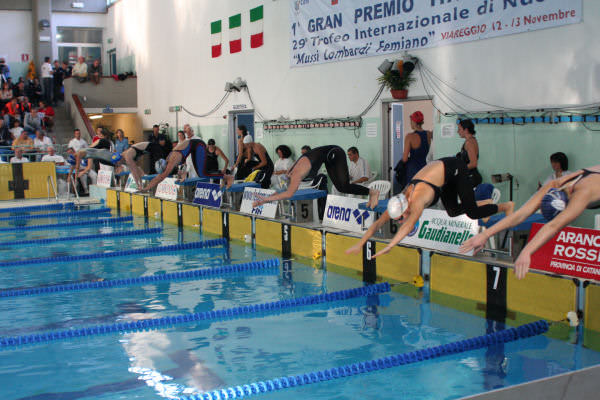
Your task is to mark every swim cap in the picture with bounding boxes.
[410,111,424,124]
[387,194,408,219]
[243,135,253,144]
[67,154,76,166]
[541,188,568,221]
[155,159,167,174]
[110,152,122,163]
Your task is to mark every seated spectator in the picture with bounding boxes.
[541,152,571,187]
[174,130,185,146]
[12,80,25,99]
[0,82,12,109]
[10,147,29,163]
[41,145,65,164]
[33,129,53,153]
[38,100,54,131]
[23,108,43,134]
[273,144,294,189]
[9,120,23,140]
[29,78,43,105]
[0,58,10,81]
[89,59,102,85]
[18,97,32,122]
[12,130,35,152]
[0,118,11,146]
[301,145,311,155]
[114,129,129,153]
[68,128,88,152]
[72,56,88,82]
[347,147,371,185]
[3,97,21,126]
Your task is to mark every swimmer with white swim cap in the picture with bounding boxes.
[461,165,600,279]
[346,157,514,257]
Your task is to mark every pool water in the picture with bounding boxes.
[0,205,599,400]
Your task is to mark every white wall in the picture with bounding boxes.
[0,10,33,73]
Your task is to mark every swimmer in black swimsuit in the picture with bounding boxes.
[346,157,515,257]
[253,145,380,208]
[117,141,166,188]
[142,139,234,191]
[461,165,600,279]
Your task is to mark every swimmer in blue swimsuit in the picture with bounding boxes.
[461,165,600,279]
[142,139,234,191]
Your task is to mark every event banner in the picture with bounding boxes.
[155,178,178,201]
[400,208,478,255]
[240,187,278,218]
[323,195,374,233]
[96,170,113,188]
[529,223,600,282]
[289,0,582,66]
[192,182,223,208]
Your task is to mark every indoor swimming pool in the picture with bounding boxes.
[0,204,599,400]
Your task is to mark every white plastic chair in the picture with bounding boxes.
[491,188,501,204]
[368,180,391,200]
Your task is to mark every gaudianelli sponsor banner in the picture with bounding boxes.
[192,182,223,208]
[289,0,582,66]
[155,178,178,201]
[96,169,113,188]
[529,224,600,282]
[240,187,278,218]
[400,209,478,255]
[323,195,374,233]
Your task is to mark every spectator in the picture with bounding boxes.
[9,120,23,140]
[400,111,432,188]
[184,123,199,139]
[0,118,11,146]
[33,129,53,152]
[38,100,54,131]
[206,138,229,175]
[41,57,53,105]
[53,60,65,101]
[0,58,10,82]
[149,124,160,142]
[18,97,32,122]
[12,130,35,152]
[114,129,129,153]
[23,108,43,134]
[456,119,482,187]
[347,146,371,185]
[66,147,96,195]
[41,146,65,164]
[89,59,102,85]
[68,129,88,152]
[62,61,72,78]
[10,147,29,163]
[0,82,12,108]
[301,145,311,155]
[273,144,294,189]
[12,80,25,99]
[4,98,21,126]
[541,152,571,187]
[175,130,186,146]
[72,56,88,82]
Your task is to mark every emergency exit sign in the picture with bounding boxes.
[169,106,182,112]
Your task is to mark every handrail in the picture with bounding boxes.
[71,94,95,141]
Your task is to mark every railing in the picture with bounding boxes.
[0,145,70,162]
[71,94,95,141]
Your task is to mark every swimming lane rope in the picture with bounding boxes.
[0,207,111,221]
[180,320,549,400]
[0,282,391,348]
[0,227,162,247]
[0,216,133,232]
[0,238,227,268]
[0,258,279,298]
[0,202,74,214]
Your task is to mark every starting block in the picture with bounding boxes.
[358,199,395,238]
[479,212,546,257]
[222,182,260,209]
[280,189,327,223]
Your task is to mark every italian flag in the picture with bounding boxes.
[229,13,242,54]
[250,5,264,48]
[211,20,222,58]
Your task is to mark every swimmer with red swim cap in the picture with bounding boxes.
[460,165,600,279]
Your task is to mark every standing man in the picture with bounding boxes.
[184,124,199,139]
[347,147,371,185]
[52,60,65,102]
[41,57,53,105]
[68,129,88,152]
[149,124,160,142]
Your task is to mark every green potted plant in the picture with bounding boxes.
[377,59,416,99]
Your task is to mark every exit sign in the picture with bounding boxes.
[169,105,182,112]
[144,109,151,115]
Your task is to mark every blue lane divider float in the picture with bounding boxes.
[0,216,133,232]
[0,238,227,268]
[0,227,163,248]
[0,282,391,349]
[0,202,74,214]
[181,320,549,400]
[0,258,280,298]
[0,207,111,221]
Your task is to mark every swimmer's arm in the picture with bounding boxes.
[346,211,391,254]
[216,147,229,170]
[253,174,301,206]
[233,140,244,168]
[373,209,421,258]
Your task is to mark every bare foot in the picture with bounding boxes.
[504,201,515,216]
[366,189,379,209]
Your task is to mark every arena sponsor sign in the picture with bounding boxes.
[124,175,139,193]
[192,182,223,208]
[289,0,581,66]
[240,187,278,218]
[155,178,178,201]
[323,195,374,233]
[400,209,478,255]
[529,224,600,282]
[96,169,113,188]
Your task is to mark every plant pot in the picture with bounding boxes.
[390,89,408,99]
